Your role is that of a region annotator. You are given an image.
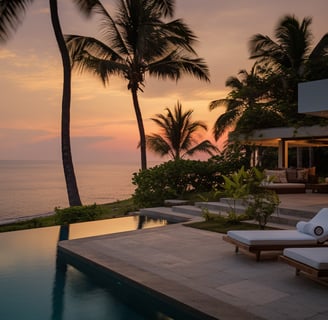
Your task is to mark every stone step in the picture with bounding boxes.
[195,201,246,215]
[276,207,316,219]
[141,200,318,230]
[195,201,316,219]
[194,201,316,229]
[139,207,199,223]
[164,199,190,206]
[171,205,203,216]
[267,213,308,227]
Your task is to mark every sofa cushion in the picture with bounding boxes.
[264,169,287,183]
[297,168,309,182]
[286,168,297,182]
[286,168,312,183]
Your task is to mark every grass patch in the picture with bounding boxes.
[185,214,275,234]
[0,198,138,233]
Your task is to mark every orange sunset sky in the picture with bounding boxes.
[1,0,328,164]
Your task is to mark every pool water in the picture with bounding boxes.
[0,216,177,320]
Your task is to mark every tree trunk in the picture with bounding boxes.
[49,0,82,206]
[131,88,147,170]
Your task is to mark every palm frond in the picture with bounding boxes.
[309,33,328,59]
[146,134,171,157]
[0,0,34,42]
[213,109,239,140]
[65,34,122,63]
[249,34,283,62]
[162,19,198,54]
[77,55,127,84]
[149,50,210,82]
[73,0,102,18]
[151,0,175,18]
[65,36,128,84]
[209,99,228,111]
[184,140,219,157]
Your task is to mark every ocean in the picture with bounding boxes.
[0,160,145,223]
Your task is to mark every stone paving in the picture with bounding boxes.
[59,193,328,320]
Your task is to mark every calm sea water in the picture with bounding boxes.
[0,160,146,222]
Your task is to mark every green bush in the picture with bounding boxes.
[218,166,279,228]
[132,159,223,207]
[55,203,102,225]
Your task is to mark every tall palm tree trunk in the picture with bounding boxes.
[131,88,147,170]
[49,0,82,206]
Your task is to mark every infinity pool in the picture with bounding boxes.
[0,216,186,320]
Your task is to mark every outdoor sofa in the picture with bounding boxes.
[223,208,328,261]
[261,167,317,194]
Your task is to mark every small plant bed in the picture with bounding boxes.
[185,214,276,234]
[0,198,138,233]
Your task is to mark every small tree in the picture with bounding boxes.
[219,166,251,220]
[246,190,279,229]
[220,166,279,227]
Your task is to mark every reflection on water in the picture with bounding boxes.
[0,216,171,320]
[51,226,69,320]
[69,215,167,239]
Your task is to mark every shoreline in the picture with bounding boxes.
[0,211,56,226]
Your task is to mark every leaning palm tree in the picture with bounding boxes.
[0,0,82,206]
[146,101,218,160]
[65,0,210,170]
[249,14,328,120]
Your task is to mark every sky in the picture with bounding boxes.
[1,0,328,164]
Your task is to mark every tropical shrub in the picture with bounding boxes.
[217,166,279,227]
[55,203,102,225]
[246,190,280,229]
[132,159,222,207]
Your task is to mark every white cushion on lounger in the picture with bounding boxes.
[283,247,328,270]
[227,230,317,246]
[296,208,328,243]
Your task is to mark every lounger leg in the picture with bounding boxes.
[235,246,239,253]
[296,268,300,276]
[256,251,261,262]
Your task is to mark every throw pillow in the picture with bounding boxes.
[297,169,309,182]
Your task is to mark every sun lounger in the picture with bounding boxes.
[223,208,328,261]
[280,247,328,278]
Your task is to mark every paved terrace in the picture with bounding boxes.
[59,193,328,320]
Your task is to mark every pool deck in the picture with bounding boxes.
[59,193,328,320]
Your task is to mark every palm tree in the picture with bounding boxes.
[146,101,218,160]
[209,65,283,140]
[50,0,82,206]
[0,0,82,206]
[65,0,210,170]
[249,14,328,121]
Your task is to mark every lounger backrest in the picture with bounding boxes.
[297,208,328,243]
[309,208,328,226]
